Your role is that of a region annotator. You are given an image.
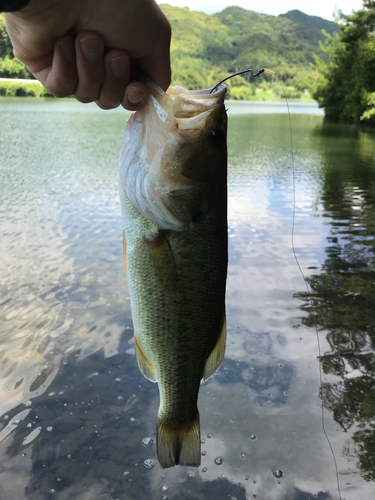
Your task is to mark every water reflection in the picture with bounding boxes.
[1,98,375,499]
[2,349,251,500]
[296,123,375,483]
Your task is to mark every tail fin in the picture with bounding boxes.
[157,412,201,468]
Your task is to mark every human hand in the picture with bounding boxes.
[4,0,171,110]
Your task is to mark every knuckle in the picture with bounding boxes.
[75,95,94,104]
[49,85,73,98]
[96,101,119,110]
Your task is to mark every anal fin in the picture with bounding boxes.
[203,313,226,381]
[134,335,156,382]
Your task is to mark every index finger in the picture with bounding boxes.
[137,17,171,91]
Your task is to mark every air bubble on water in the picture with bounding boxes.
[143,459,155,469]
[250,434,256,440]
[273,469,283,478]
[115,378,121,382]
[67,454,72,459]
[231,497,237,500]
[214,457,223,465]
[3,415,9,420]
[201,438,205,444]
[117,396,123,401]
[142,437,154,447]
[245,476,250,481]
[59,391,64,395]
[123,472,129,476]
[130,417,135,422]
[241,453,246,459]
[202,467,207,472]
[56,478,61,482]
[21,453,26,457]
[49,489,56,494]
[13,419,20,425]
[253,480,257,484]
[187,471,194,477]
[201,451,206,456]
[207,433,212,438]
[25,401,32,407]
[161,497,168,500]
[161,485,169,492]
[48,392,55,397]
[46,426,53,432]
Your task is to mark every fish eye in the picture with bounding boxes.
[209,128,225,147]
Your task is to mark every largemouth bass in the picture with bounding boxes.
[119,79,228,468]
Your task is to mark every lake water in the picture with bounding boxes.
[1,97,375,500]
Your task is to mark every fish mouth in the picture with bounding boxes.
[145,81,226,125]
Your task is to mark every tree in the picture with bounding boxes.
[313,1,375,124]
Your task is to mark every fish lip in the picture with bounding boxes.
[146,83,226,124]
[147,81,227,106]
[166,83,227,100]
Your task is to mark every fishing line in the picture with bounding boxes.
[209,68,264,94]
[212,67,343,499]
[263,67,343,500]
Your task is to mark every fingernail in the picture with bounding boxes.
[128,90,146,104]
[110,56,129,78]
[80,35,102,62]
[60,37,75,63]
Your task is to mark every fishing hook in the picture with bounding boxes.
[209,68,265,94]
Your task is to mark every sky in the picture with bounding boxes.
[157,1,365,21]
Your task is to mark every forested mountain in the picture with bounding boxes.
[159,4,332,98]
[279,9,339,35]
[1,5,338,99]
[161,4,335,71]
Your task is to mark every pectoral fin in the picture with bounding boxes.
[134,335,156,383]
[202,313,226,381]
[144,230,177,290]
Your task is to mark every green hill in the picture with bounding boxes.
[213,6,330,68]
[159,4,328,99]
[279,9,339,36]
[161,4,331,70]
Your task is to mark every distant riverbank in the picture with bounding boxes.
[0,78,316,103]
